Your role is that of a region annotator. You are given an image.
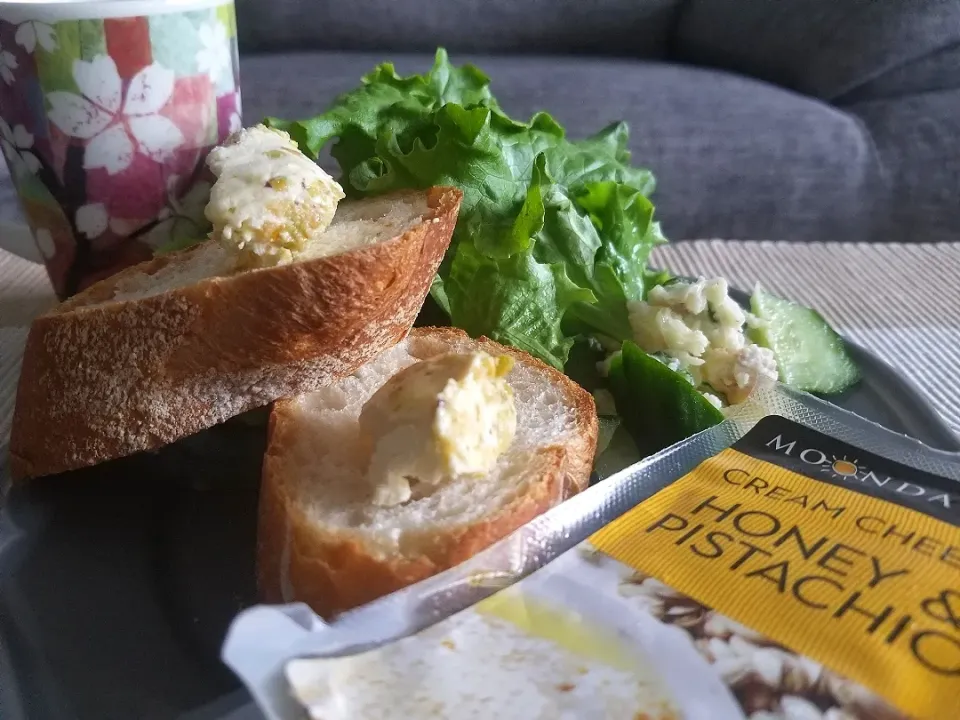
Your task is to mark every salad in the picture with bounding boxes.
[258,50,862,465]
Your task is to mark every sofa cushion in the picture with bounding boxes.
[240,52,883,242]
[675,0,960,102]
[235,0,683,56]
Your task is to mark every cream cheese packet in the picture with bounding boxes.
[223,384,960,720]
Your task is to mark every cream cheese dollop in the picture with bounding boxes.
[205,124,344,269]
[358,352,518,507]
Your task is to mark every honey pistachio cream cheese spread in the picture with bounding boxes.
[284,588,681,719]
[205,124,345,269]
[223,385,960,720]
[358,352,517,507]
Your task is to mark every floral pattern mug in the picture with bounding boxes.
[0,0,241,298]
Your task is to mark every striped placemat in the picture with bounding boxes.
[1,241,959,445]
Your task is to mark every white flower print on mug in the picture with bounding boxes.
[0,40,18,84]
[195,21,231,85]
[75,203,109,238]
[46,56,185,175]
[14,20,58,53]
[0,118,41,177]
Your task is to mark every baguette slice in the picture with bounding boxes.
[258,327,599,619]
[10,188,461,480]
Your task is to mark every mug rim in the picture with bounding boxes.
[0,0,231,24]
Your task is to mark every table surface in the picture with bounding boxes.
[2,239,959,448]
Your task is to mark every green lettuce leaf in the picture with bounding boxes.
[272,48,665,369]
[267,49,496,165]
[575,180,666,302]
[445,240,594,369]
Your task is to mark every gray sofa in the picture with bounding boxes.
[236,0,960,243]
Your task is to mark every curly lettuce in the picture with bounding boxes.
[270,49,665,369]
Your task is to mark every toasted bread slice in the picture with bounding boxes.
[258,327,598,619]
[10,188,461,480]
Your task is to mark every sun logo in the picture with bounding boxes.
[822,455,865,480]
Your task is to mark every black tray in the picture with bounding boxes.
[1,343,957,720]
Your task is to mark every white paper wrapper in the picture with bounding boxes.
[280,551,746,720]
[222,384,960,719]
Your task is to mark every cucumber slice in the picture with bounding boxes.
[750,287,860,395]
[608,341,724,457]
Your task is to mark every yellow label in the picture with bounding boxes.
[591,448,960,719]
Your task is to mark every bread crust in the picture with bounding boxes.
[9,188,462,480]
[258,327,598,619]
